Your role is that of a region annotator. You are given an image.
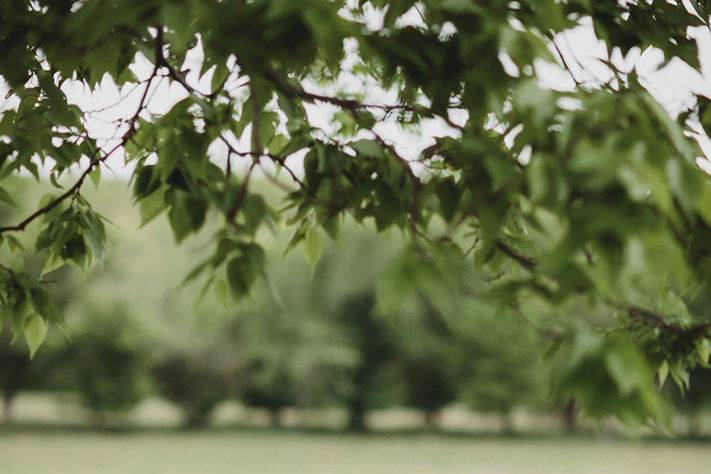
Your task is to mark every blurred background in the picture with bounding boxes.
[0,176,709,474]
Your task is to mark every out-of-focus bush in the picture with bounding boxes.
[456,308,547,431]
[0,325,41,424]
[396,298,459,429]
[63,304,150,428]
[152,344,235,429]
[669,366,711,436]
[336,291,400,432]
[231,303,356,427]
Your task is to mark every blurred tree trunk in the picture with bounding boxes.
[347,400,367,432]
[1,392,14,425]
[423,409,440,430]
[562,400,578,434]
[269,407,282,428]
[687,412,702,438]
[88,412,108,430]
[185,410,210,430]
[500,412,515,434]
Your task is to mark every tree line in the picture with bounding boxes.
[1,221,710,435]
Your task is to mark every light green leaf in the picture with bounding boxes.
[214,278,230,309]
[696,339,710,366]
[657,360,669,387]
[351,139,384,158]
[303,227,324,271]
[139,188,167,227]
[89,166,101,188]
[0,186,15,206]
[24,313,48,359]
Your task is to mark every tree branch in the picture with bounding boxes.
[494,240,538,270]
[0,30,163,235]
[225,86,262,224]
[262,67,416,115]
[218,135,304,187]
[627,306,711,337]
[494,240,711,337]
[549,34,582,88]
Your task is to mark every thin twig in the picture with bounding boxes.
[0,29,163,234]
[218,134,304,187]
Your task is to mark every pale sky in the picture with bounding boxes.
[3,10,711,182]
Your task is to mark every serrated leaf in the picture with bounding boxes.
[211,63,230,94]
[89,166,101,188]
[226,257,249,300]
[0,186,15,206]
[657,360,669,387]
[139,188,167,227]
[41,255,65,277]
[24,313,47,359]
[6,235,24,252]
[168,192,207,242]
[696,338,710,366]
[303,227,324,271]
[351,139,384,158]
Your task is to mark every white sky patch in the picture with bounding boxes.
[2,16,711,182]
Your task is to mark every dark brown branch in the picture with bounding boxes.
[154,28,216,99]
[160,62,207,97]
[627,306,711,337]
[226,160,258,225]
[225,150,233,179]
[494,240,711,337]
[0,142,121,234]
[550,35,583,87]
[262,68,416,114]
[226,86,262,224]
[494,240,538,270]
[218,135,304,187]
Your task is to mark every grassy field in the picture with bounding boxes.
[0,429,708,474]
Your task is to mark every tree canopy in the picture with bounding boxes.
[2,0,711,427]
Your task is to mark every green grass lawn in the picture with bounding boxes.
[0,430,708,474]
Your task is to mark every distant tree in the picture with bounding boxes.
[232,302,354,428]
[0,326,34,424]
[239,358,298,428]
[400,357,457,429]
[0,259,77,423]
[669,366,711,437]
[337,291,398,432]
[397,298,458,429]
[152,348,233,429]
[64,305,150,428]
[559,399,580,434]
[457,308,546,433]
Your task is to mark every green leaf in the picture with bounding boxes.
[696,339,710,367]
[211,63,230,95]
[89,166,101,188]
[0,186,16,206]
[351,139,384,159]
[24,313,48,359]
[226,257,253,300]
[168,192,207,242]
[657,360,669,387]
[133,165,160,200]
[139,188,167,227]
[6,235,24,252]
[303,227,324,271]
